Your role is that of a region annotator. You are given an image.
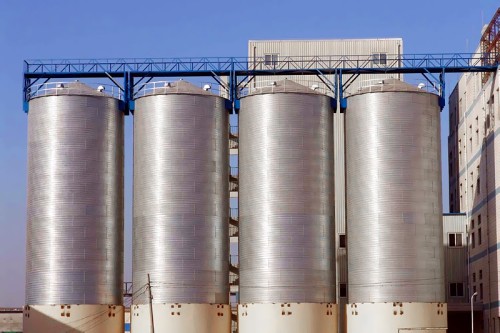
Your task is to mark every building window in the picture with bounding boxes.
[449,233,463,247]
[477,176,481,194]
[473,272,476,283]
[340,283,347,298]
[479,228,482,245]
[264,54,279,66]
[480,283,484,300]
[339,234,346,248]
[449,283,464,297]
[478,214,481,225]
[472,232,475,248]
[479,270,483,280]
[471,219,475,229]
[372,53,387,65]
[476,116,480,145]
[473,285,477,296]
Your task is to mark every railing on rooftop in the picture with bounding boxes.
[230,167,239,180]
[230,208,238,221]
[27,81,123,100]
[230,254,239,267]
[133,80,227,99]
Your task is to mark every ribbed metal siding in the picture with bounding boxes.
[239,91,335,303]
[133,93,229,304]
[346,89,444,303]
[442,214,467,303]
[249,38,403,58]
[26,95,124,305]
[249,39,403,95]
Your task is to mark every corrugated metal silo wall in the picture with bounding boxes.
[248,39,403,308]
[346,90,445,303]
[133,94,229,304]
[239,92,335,303]
[26,95,124,305]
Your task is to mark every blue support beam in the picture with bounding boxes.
[338,71,348,112]
[23,53,499,113]
[439,69,446,110]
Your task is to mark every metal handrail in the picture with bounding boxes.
[230,208,239,220]
[229,125,239,136]
[230,254,239,266]
[22,54,496,73]
[24,53,498,75]
[238,79,332,97]
[230,167,239,178]
[28,81,122,99]
[133,80,227,98]
[346,78,440,96]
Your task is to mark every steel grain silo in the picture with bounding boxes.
[132,80,230,333]
[24,82,124,333]
[345,79,446,333]
[238,80,337,333]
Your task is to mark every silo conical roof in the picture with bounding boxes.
[350,78,437,96]
[139,79,217,97]
[245,79,325,96]
[33,81,115,98]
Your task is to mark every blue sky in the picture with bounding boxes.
[0,0,498,306]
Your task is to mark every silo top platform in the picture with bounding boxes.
[134,79,219,98]
[350,78,438,97]
[30,81,119,99]
[243,79,326,97]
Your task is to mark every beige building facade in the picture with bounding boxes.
[449,42,500,332]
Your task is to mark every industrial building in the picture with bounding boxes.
[0,308,22,333]
[448,8,500,333]
[15,9,500,333]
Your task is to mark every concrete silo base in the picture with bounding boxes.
[346,302,447,333]
[238,303,337,333]
[23,304,124,333]
[131,303,231,333]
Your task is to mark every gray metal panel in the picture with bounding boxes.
[26,94,124,305]
[442,214,468,303]
[346,83,445,303]
[133,92,229,304]
[239,83,335,303]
